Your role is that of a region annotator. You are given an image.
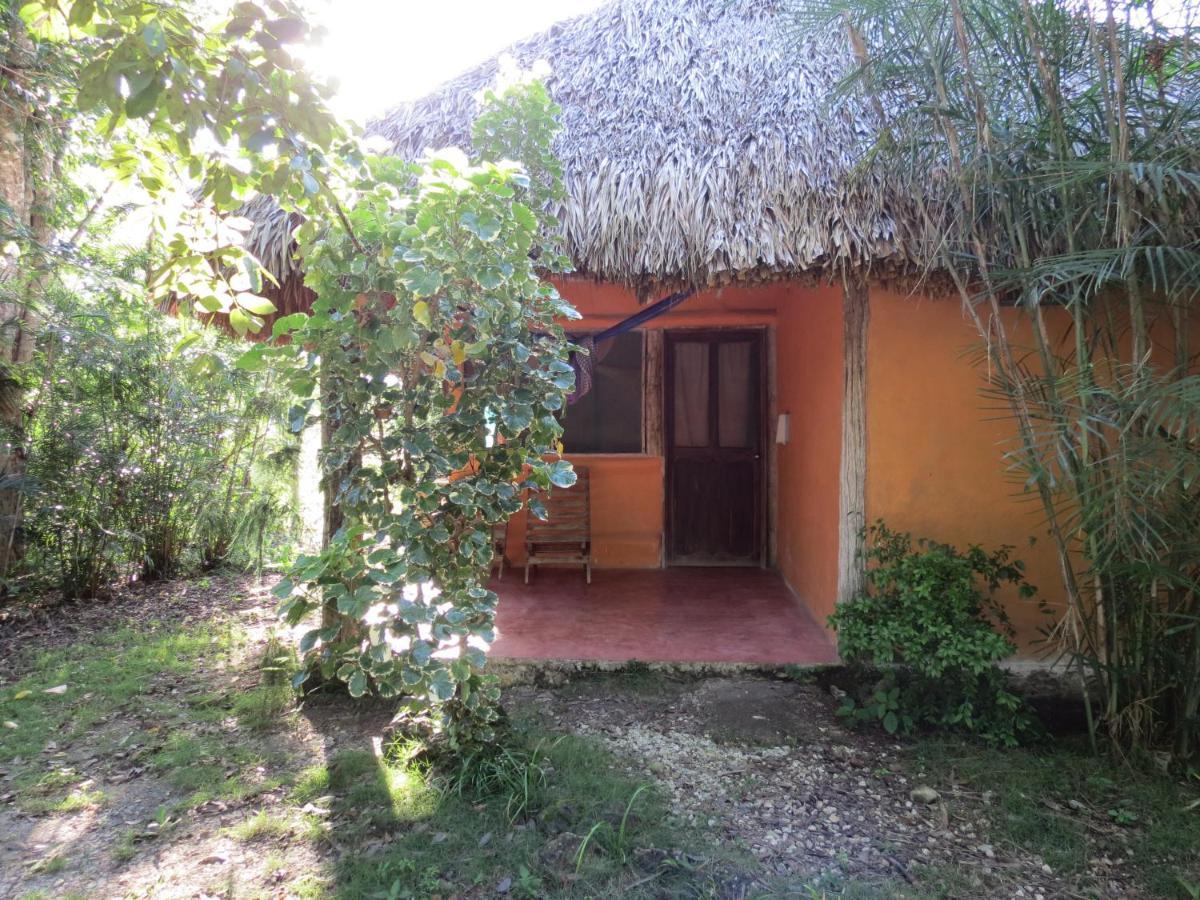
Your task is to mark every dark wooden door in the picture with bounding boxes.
[665,330,764,565]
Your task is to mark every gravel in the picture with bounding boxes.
[509,676,1073,897]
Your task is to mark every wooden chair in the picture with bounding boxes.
[490,521,508,579]
[525,466,591,583]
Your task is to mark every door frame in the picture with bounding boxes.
[663,327,769,567]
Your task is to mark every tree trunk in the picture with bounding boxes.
[0,19,43,582]
[318,364,361,641]
[836,274,869,606]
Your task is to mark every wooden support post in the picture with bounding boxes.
[643,329,667,568]
[837,274,869,606]
[642,329,663,457]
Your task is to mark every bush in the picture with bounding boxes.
[829,522,1039,746]
[19,290,299,599]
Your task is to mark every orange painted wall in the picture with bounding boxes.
[864,289,1063,647]
[773,283,844,624]
[501,277,844,601]
[503,455,664,569]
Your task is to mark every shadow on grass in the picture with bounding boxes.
[295,693,751,899]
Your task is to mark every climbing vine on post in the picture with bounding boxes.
[273,81,578,747]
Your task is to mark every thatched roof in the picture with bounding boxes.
[249,0,917,292]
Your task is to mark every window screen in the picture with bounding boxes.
[560,331,644,453]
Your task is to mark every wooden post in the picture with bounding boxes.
[837,274,869,606]
[642,329,663,457]
[642,329,667,567]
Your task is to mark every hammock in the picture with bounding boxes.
[567,289,694,404]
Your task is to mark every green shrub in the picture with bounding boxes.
[21,290,299,598]
[829,522,1039,746]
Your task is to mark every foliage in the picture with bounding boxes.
[271,79,576,748]
[21,287,297,597]
[13,0,347,333]
[1,0,350,595]
[795,0,1200,761]
[10,0,579,755]
[829,522,1038,746]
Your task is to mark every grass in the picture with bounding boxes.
[0,622,243,789]
[289,720,735,899]
[228,809,294,842]
[906,736,1200,899]
[232,635,299,731]
[113,829,140,863]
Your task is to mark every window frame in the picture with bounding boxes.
[559,329,649,456]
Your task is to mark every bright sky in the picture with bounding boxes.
[300,0,607,124]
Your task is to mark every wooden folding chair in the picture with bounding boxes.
[525,466,591,584]
[490,521,508,579]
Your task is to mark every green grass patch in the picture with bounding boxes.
[0,623,242,790]
[150,730,288,809]
[294,727,736,899]
[228,809,294,842]
[232,635,298,731]
[113,828,140,863]
[906,737,1200,898]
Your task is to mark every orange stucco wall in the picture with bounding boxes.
[773,284,844,624]
[500,277,843,607]
[864,289,1064,647]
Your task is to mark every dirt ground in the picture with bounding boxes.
[507,676,1073,899]
[0,578,1167,898]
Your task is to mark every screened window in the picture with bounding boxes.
[560,331,644,453]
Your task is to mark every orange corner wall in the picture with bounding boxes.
[773,283,844,625]
[864,289,1063,647]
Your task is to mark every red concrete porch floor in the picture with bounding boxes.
[488,568,839,665]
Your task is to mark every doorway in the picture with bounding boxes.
[665,330,765,565]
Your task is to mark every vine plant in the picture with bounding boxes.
[271,81,578,747]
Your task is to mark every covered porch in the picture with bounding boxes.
[489,568,838,665]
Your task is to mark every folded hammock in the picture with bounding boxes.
[567,289,694,405]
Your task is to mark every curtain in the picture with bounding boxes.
[718,341,752,448]
[673,342,709,447]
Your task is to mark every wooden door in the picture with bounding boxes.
[665,330,764,565]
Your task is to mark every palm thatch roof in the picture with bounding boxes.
[249,0,920,294]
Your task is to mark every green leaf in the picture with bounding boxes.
[235,345,268,372]
[239,295,277,316]
[429,670,456,702]
[272,312,308,338]
[883,711,899,734]
[245,129,277,154]
[299,629,321,653]
[125,76,162,119]
[403,268,443,298]
[68,0,96,28]
[347,670,368,698]
[460,210,501,241]
[141,20,167,56]
[228,307,253,336]
[512,203,537,231]
[548,461,577,489]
